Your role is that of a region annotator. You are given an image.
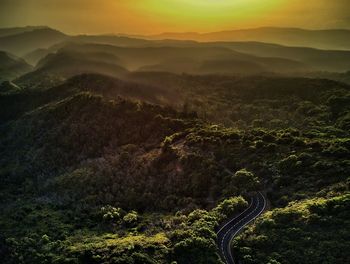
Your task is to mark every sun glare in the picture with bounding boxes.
[133,0,286,31]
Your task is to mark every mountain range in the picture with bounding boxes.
[0,27,67,56]
[147,27,350,50]
[0,26,350,76]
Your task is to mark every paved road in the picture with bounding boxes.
[216,192,267,264]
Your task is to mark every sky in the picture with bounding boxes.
[0,0,349,35]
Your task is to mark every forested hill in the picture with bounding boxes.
[0,72,349,263]
[234,194,350,264]
[0,73,183,123]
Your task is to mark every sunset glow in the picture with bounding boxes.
[133,0,285,32]
[0,0,349,34]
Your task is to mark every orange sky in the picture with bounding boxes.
[0,0,349,34]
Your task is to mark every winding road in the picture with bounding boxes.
[217,192,267,264]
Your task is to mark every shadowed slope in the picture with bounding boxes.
[0,51,33,81]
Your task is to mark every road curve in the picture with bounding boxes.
[216,192,267,264]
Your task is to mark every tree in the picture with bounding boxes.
[232,169,260,193]
[100,205,122,222]
[123,211,139,227]
[213,196,248,221]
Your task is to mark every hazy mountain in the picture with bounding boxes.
[139,57,309,75]
[36,34,350,72]
[35,49,124,69]
[63,43,240,70]
[2,26,349,72]
[72,34,152,47]
[71,34,205,49]
[0,27,67,56]
[0,26,48,37]
[62,39,350,72]
[138,58,201,74]
[64,34,350,71]
[18,37,212,68]
[57,43,310,74]
[199,56,309,74]
[148,27,350,50]
[0,51,33,81]
[23,48,51,66]
[206,41,350,72]
[16,50,128,89]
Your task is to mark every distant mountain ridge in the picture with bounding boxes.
[16,49,128,89]
[201,41,350,72]
[0,26,48,37]
[2,26,350,82]
[17,42,311,83]
[147,27,350,50]
[0,27,67,55]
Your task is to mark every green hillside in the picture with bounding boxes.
[1,72,349,263]
[234,194,350,264]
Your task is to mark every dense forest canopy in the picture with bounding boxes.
[0,24,349,264]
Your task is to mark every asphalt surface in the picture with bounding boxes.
[216,192,267,264]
